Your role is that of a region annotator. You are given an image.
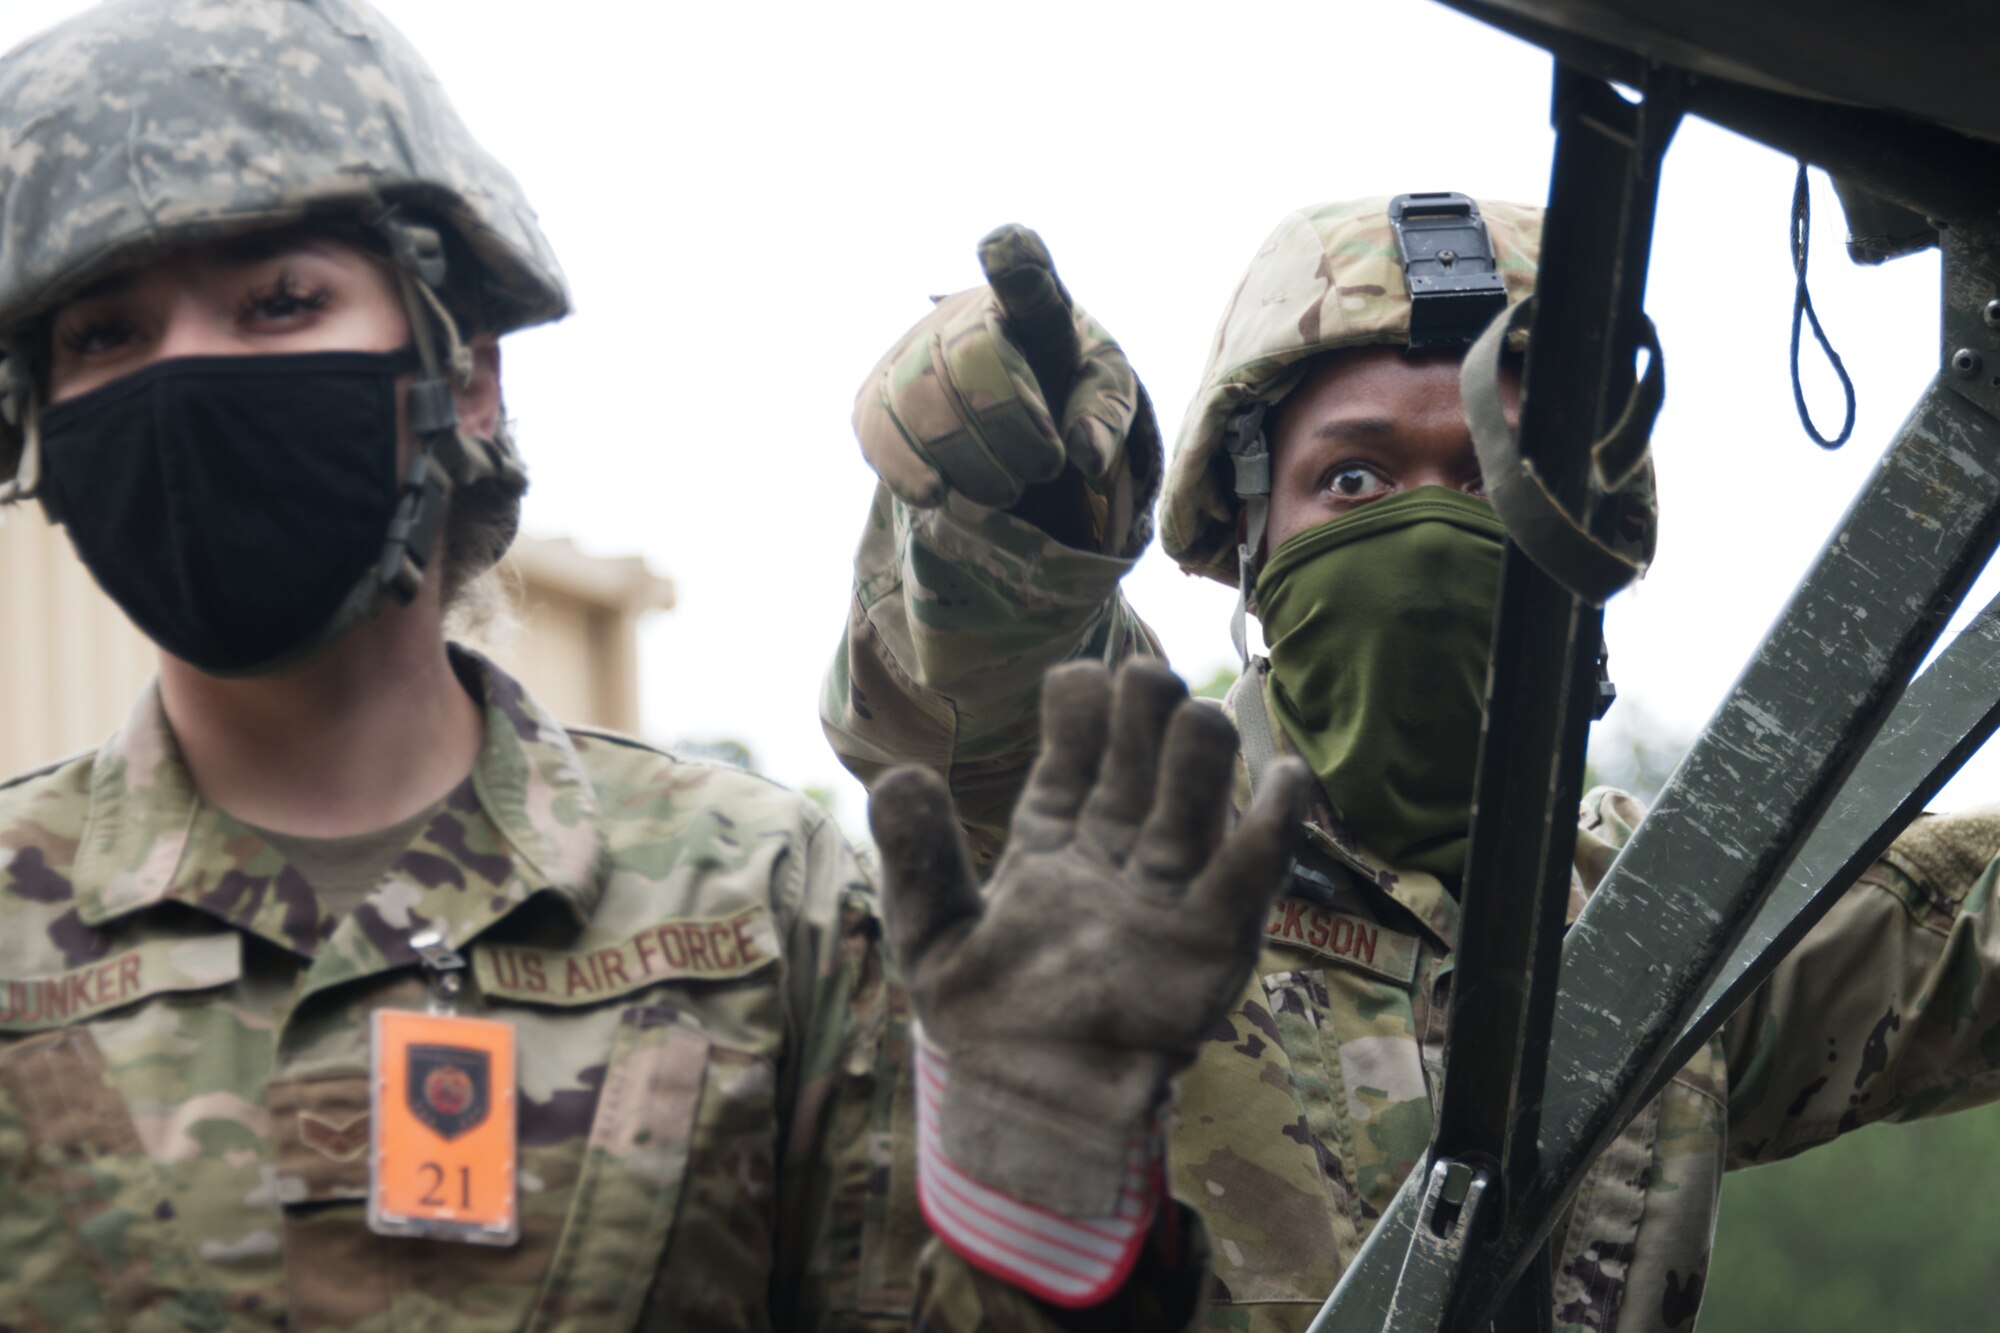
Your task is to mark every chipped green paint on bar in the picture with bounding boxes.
[1661,580,2000,1093]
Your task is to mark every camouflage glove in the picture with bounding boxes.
[870,660,1309,1219]
[853,224,1156,510]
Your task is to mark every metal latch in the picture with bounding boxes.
[1375,1157,1496,1332]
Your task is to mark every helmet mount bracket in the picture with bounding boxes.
[1388,193,1510,351]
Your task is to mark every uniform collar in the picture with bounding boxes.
[72,650,605,960]
[1254,663,1597,954]
[1302,792,1594,961]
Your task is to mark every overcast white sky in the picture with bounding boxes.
[8,0,1994,827]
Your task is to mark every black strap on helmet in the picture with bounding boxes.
[1222,402,1270,665]
[375,214,470,605]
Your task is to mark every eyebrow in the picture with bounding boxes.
[1310,416,1400,441]
[64,270,136,305]
[61,234,359,306]
[208,231,351,267]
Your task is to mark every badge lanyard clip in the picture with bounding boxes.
[410,926,468,1014]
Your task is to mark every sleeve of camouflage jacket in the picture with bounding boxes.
[1719,805,2000,1164]
[820,482,1162,866]
[794,808,1207,1330]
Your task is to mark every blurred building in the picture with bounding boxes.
[0,507,672,777]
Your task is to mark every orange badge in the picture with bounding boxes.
[369,1008,519,1245]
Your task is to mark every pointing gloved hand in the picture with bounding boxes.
[869,660,1309,1220]
[853,224,1157,513]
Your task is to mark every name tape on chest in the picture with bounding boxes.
[474,903,779,1005]
[0,933,242,1031]
[1264,899,1421,985]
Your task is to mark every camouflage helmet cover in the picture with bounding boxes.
[1160,196,1541,585]
[0,0,571,488]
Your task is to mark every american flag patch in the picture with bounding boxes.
[913,1036,1160,1306]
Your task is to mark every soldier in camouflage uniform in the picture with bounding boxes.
[823,201,2000,1331]
[0,2,1312,1328]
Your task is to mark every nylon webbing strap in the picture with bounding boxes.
[1462,297,1662,605]
[4,399,41,506]
[0,354,36,505]
[376,217,465,606]
[1224,404,1272,665]
[1226,661,1277,798]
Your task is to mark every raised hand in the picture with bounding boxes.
[869,659,1308,1213]
[853,224,1149,509]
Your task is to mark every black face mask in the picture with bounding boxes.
[36,348,420,676]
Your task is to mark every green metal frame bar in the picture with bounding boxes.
[1437,0,2000,242]
[1420,64,1683,1333]
[1652,579,2000,1099]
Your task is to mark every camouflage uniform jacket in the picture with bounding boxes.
[822,484,2000,1333]
[0,651,1185,1331]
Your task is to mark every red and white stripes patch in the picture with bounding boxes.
[913,1037,1160,1307]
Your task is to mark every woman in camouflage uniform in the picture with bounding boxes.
[0,2,1309,1328]
[824,202,2000,1331]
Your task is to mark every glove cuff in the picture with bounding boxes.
[914,1032,1164,1308]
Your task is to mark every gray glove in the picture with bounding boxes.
[852,224,1154,510]
[869,659,1309,1215]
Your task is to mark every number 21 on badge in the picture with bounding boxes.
[369,1008,519,1245]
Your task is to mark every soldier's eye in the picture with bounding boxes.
[57,317,138,356]
[1327,464,1392,500]
[240,271,331,324]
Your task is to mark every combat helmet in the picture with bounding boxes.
[1161,195,1541,597]
[0,0,569,614]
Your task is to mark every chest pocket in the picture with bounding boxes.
[1203,960,1427,1323]
[471,920,785,1332]
[524,1002,713,1332]
[0,1030,219,1329]
[264,996,720,1333]
[1261,961,1432,1233]
[0,929,245,1333]
[1174,900,1434,1314]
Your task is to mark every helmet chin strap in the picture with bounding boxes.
[0,353,41,506]
[376,215,471,608]
[1222,402,1270,667]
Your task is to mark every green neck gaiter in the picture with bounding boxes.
[1255,487,1504,883]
